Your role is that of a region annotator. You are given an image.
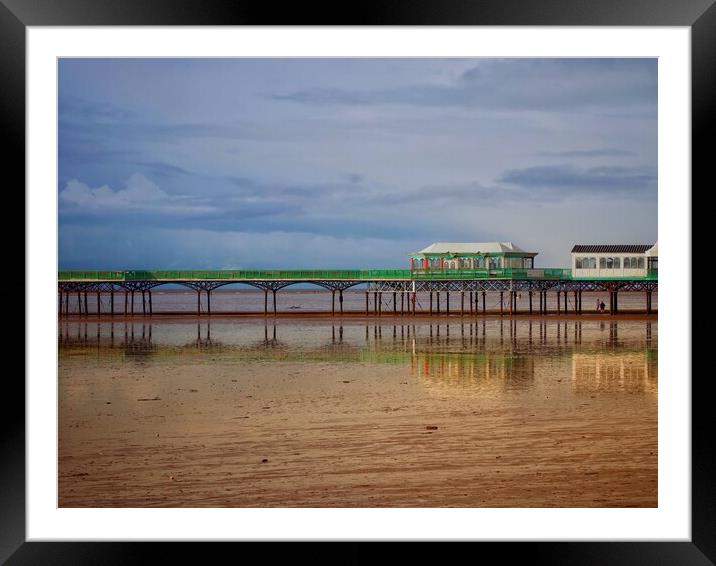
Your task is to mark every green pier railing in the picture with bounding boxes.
[58,267,582,282]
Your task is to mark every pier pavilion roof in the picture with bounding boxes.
[571,244,652,254]
[645,242,658,257]
[413,242,537,256]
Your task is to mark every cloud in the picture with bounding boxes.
[59,173,217,216]
[536,148,636,158]
[372,181,518,206]
[272,58,657,112]
[60,174,167,206]
[59,95,134,122]
[132,161,195,178]
[497,164,656,193]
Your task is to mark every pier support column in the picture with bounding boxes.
[332,290,336,315]
[97,291,101,315]
[461,292,465,316]
[84,291,88,316]
[482,291,486,315]
[130,291,135,315]
[374,292,378,315]
[429,292,433,315]
[557,291,561,314]
[509,291,513,315]
[500,291,504,315]
[142,291,146,315]
[412,291,416,315]
[264,289,269,315]
[393,291,397,314]
[578,291,582,314]
[614,291,618,314]
[646,291,651,314]
[378,292,382,316]
[436,292,440,315]
[446,292,450,316]
[149,290,153,315]
[469,291,473,315]
[58,291,62,317]
[529,291,533,314]
[65,292,69,316]
[77,291,82,315]
[272,289,277,314]
[197,290,201,315]
[339,289,344,315]
[400,291,404,315]
[124,291,128,315]
[365,291,369,315]
[564,292,567,313]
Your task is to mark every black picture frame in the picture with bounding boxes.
[4,0,708,563]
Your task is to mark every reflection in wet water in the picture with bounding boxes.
[59,319,657,395]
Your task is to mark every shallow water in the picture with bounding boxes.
[59,318,657,507]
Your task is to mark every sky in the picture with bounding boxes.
[58,58,657,269]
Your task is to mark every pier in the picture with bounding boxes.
[57,268,658,317]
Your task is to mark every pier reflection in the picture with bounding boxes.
[571,351,657,394]
[410,350,535,391]
[59,320,657,394]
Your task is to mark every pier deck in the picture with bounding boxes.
[58,269,657,317]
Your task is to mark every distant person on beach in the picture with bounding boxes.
[596,298,600,311]
[600,301,606,312]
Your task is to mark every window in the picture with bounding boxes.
[600,257,606,269]
[638,257,645,269]
[614,257,620,269]
[606,257,613,269]
[576,258,583,269]
[590,257,596,268]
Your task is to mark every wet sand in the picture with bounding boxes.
[65,311,658,323]
[59,317,657,508]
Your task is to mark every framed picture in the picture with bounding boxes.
[7,0,708,563]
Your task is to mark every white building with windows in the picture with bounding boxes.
[571,243,657,278]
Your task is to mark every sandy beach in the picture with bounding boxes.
[58,317,657,507]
